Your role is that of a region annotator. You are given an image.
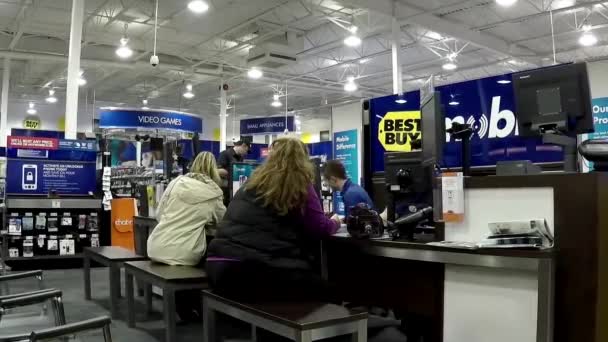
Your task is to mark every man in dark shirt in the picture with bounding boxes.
[323,160,374,215]
[218,141,250,203]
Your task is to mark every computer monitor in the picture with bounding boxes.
[513,62,594,136]
[230,162,259,198]
[420,91,445,166]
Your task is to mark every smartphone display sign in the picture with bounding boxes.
[6,159,96,195]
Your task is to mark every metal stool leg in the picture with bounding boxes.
[83,255,91,300]
[109,265,121,319]
[202,297,216,342]
[103,324,113,342]
[351,319,367,342]
[144,284,153,316]
[126,273,135,328]
[51,296,66,326]
[163,289,176,342]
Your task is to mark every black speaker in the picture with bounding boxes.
[363,100,370,111]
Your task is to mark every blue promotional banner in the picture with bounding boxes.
[333,129,359,216]
[240,116,294,135]
[6,136,97,195]
[6,159,97,196]
[99,109,203,133]
[370,72,565,172]
[582,97,608,171]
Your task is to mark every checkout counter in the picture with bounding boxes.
[325,172,607,342]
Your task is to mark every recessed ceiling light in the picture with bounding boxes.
[359,58,370,64]
[579,32,598,46]
[247,67,263,79]
[496,0,518,7]
[188,0,209,13]
[497,79,512,84]
[449,100,460,106]
[344,35,362,47]
[442,62,458,71]
[141,106,150,110]
[395,98,407,104]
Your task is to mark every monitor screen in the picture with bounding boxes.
[231,162,259,197]
[537,87,562,116]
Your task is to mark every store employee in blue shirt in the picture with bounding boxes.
[323,160,374,215]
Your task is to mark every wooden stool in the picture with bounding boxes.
[202,291,368,342]
[124,260,209,342]
[83,247,147,318]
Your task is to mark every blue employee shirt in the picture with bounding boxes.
[341,179,374,214]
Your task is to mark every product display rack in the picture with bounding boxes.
[0,197,103,267]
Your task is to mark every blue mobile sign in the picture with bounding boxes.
[240,116,295,135]
[99,108,203,133]
[6,136,97,196]
[370,73,565,172]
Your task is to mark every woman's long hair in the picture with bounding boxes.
[190,151,221,186]
[246,137,314,216]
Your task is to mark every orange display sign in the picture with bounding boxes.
[111,198,136,251]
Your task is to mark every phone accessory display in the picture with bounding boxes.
[9,248,19,258]
[78,215,87,230]
[23,239,34,257]
[90,234,100,248]
[47,239,58,251]
[35,214,47,230]
[37,235,46,249]
[22,215,34,231]
[87,213,99,231]
[8,217,22,236]
[47,217,59,233]
[59,239,75,255]
[61,215,73,227]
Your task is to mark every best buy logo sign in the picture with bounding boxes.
[378,111,422,152]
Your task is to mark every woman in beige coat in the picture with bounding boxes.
[147,151,226,321]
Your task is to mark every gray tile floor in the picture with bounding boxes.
[0,268,212,341]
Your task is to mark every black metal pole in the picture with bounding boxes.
[462,137,471,177]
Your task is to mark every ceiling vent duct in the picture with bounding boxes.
[246,36,300,68]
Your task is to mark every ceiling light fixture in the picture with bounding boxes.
[497,79,512,84]
[344,76,358,92]
[359,58,370,64]
[496,0,518,7]
[395,94,407,104]
[247,67,263,79]
[78,70,87,86]
[183,84,195,99]
[348,25,358,33]
[116,37,133,59]
[188,0,209,13]
[442,62,458,71]
[579,32,598,46]
[271,94,282,107]
[449,100,460,106]
[46,89,57,103]
[550,0,576,10]
[27,102,37,115]
[344,34,362,47]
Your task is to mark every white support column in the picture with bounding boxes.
[64,0,85,140]
[220,86,227,151]
[1,58,9,147]
[391,17,403,95]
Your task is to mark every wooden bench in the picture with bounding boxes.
[83,247,147,318]
[202,291,368,342]
[124,260,209,342]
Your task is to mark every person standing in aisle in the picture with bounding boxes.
[217,140,250,204]
[147,151,226,322]
[323,159,374,215]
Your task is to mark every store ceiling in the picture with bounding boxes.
[0,0,608,120]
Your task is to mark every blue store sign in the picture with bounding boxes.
[6,159,96,196]
[240,116,294,135]
[582,97,608,171]
[370,72,565,172]
[6,136,97,196]
[99,109,203,133]
[333,129,359,216]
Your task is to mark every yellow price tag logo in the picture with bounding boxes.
[23,119,40,129]
[378,111,422,152]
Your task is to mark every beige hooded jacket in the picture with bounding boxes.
[147,173,226,266]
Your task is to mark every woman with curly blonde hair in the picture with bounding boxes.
[207,137,341,300]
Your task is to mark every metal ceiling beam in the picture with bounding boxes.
[335,0,534,58]
[7,0,31,50]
